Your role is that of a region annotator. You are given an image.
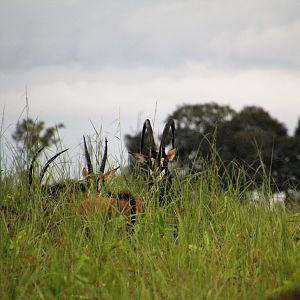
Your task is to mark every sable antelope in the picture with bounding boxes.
[129,119,177,205]
[81,136,144,225]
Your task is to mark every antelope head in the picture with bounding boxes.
[129,119,176,180]
[82,136,119,195]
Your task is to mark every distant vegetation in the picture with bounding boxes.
[126,103,300,194]
[12,118,65,163]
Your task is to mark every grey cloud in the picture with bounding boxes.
[1,0,300,72]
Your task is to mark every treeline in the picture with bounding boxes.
[125,103,300,192]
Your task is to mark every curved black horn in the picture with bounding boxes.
[141,119,156,156]
[99,137,108,173]
[40,148,69,183]
[83,136,93,175]
[28,146,45,186]
[159,119,175,156]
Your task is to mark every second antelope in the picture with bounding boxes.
[129,119,177,205]
[81,136,144,226]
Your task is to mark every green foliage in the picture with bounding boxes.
[218,106,287,161]
[2,105,300,299]
[1,156,300,300]
[217,106,289,189]
[272,136,300,191]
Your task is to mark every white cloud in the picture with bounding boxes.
[1,0,299,70]
[1,64,299,141]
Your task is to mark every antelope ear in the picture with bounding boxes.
[129,152,148,163]
[82,167,89,178]
[103,166,120,181]
[167,148,177,161]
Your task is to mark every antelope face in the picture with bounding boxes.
[130,147,177,180]
[81,167,119,195]
[129,118,176,183]
[82,136,119,194]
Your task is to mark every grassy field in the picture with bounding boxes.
[1,157,300,300]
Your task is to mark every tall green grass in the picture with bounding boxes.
[1,150,300,300]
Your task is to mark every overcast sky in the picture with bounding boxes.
[1,0,300,165]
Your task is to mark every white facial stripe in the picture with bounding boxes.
[150,157,156,167]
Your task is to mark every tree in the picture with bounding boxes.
[216,107,300,191]
[295,117,300,137]
[272,136,300,191]
[217,106,287,162]
[12,118,65,161]
[124,131,142,155]
[166,102,236,165]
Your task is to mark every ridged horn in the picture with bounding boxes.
[83,136,93,175]
[159,119,175,157]
[99,137,108,173]
[140,119,156,156]
[40,148,69,183]
[28,146,45,186]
